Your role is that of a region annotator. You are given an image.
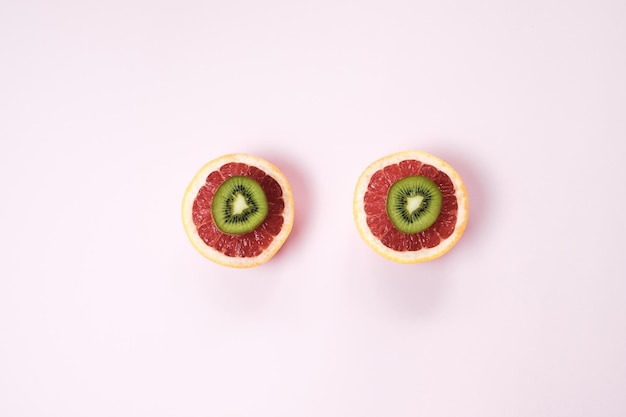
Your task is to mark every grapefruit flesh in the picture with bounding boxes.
[354,150,468,263]
[182,154,294,268]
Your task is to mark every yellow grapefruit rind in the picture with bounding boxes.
[353,150,468,263]
[182,153,294,268]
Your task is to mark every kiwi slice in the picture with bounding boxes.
[386,176,442,234]
[212,176,268,234]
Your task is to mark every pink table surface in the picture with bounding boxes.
[1,1,625,416]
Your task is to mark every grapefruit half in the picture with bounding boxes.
[353,150,468,263]
[182,153,294,268]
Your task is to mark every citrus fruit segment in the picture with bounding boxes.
[182,154,294,268]
[353,150,468,263]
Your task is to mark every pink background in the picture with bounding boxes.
[2,0,625,416]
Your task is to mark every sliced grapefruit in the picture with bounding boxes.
[353,150,468,263]
[182,153,294,268]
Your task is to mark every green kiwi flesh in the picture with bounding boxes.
[386,175,442,234]
[212,176,268,234]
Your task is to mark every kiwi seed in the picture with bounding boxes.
[212,176,268,234]
[386,176,442,234]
